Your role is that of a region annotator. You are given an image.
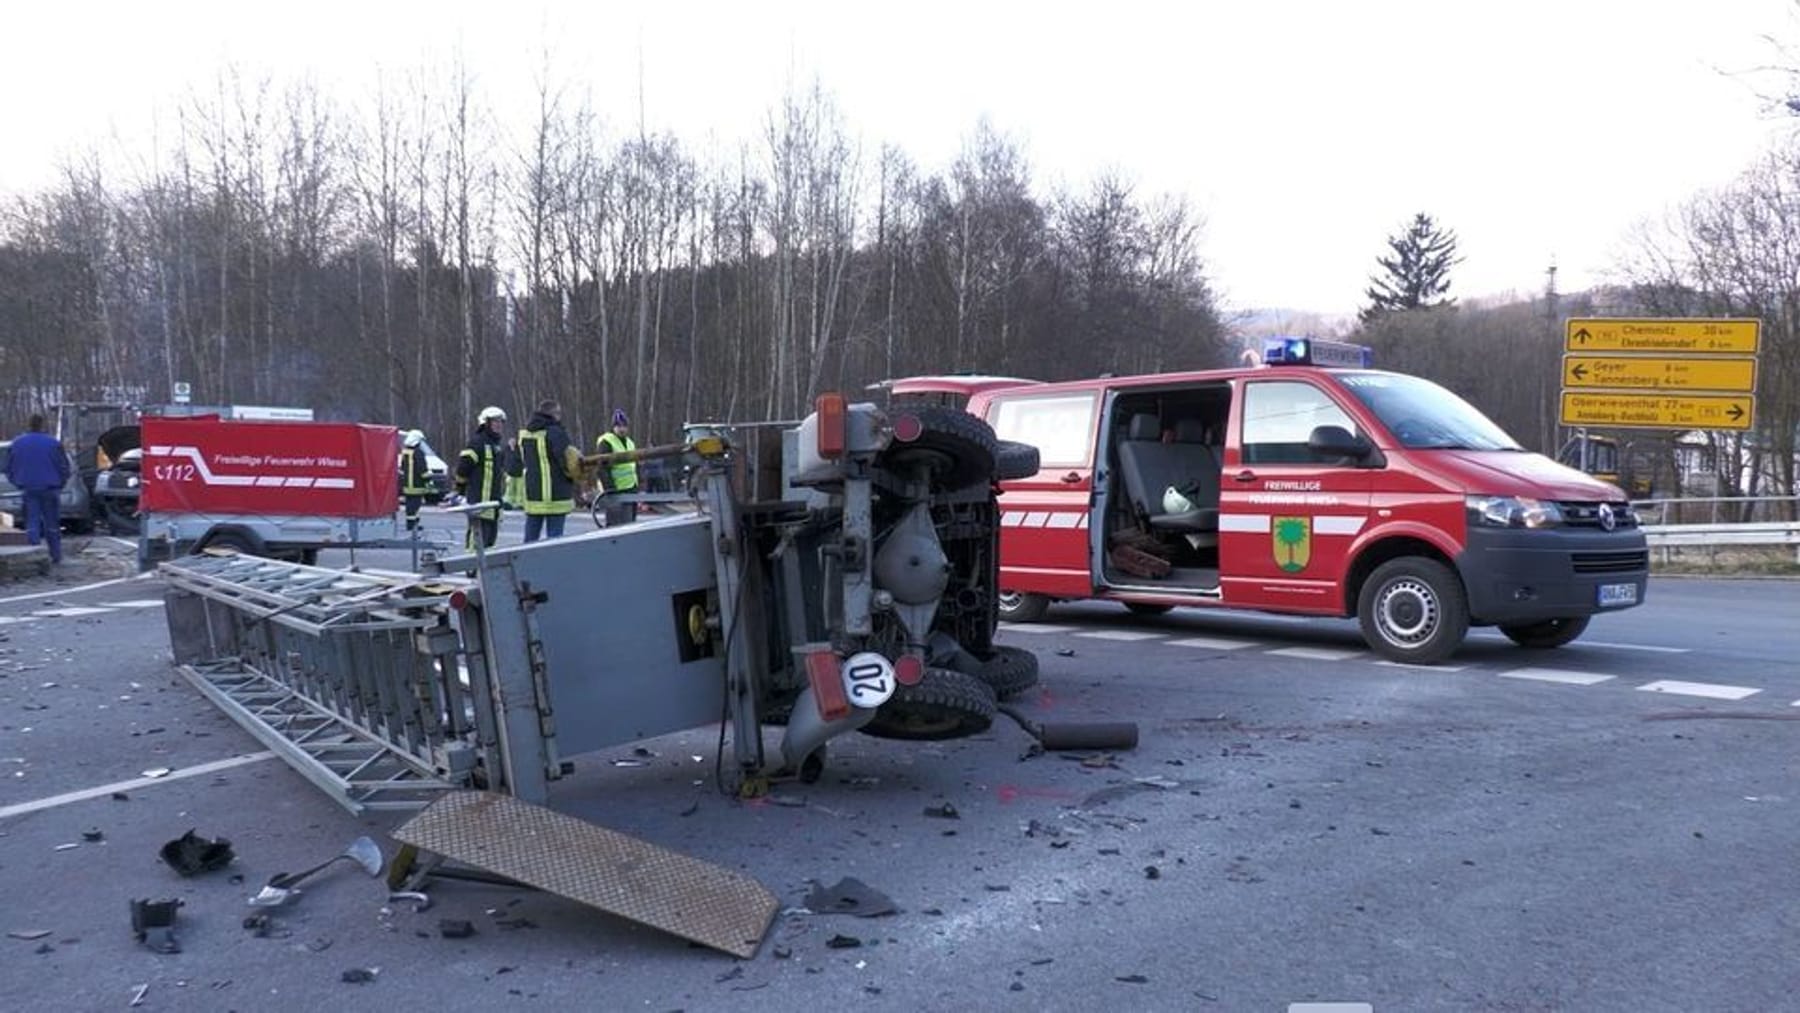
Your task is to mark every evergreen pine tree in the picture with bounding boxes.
[1360,213,1461,324]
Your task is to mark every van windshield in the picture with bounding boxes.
[1335,372,1523,451]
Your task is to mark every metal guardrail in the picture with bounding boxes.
[1640,520,1800,564]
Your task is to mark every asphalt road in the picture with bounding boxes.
[1,553,1796,1011]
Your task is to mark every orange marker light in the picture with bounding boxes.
[816,393,847,459]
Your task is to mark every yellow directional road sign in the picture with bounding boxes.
[1560,392,1755,431]
[1565,318,1760,355]
[1561,355,1757,393]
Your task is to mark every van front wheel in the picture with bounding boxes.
[1357,557,1468,664]
[997,591,1049,623]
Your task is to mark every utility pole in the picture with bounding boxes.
[1544,260,1563,460]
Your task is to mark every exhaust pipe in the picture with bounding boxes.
[998,705,1139,752]
[780,686,877,782]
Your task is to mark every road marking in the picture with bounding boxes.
[0,573,149,607]
[998,623,1078,635]
[1470,632,1688,654]
[1575,640,1690,655]
[31,606,113,618]
[107,599,166,609]
[108,537,137,549]
[1268,646,1363,661]
[1637,680,1761,701]
[1076,630,1167,642]
[1165,636,1260,651]
[0,615,35,626]
[1374,660,1469,672]
[0,752,275,820]
[1498,667,1615,686]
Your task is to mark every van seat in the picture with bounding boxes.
[1115,414,1220,541]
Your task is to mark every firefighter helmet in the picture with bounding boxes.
[1163,485,1196,516]
[478,406,507,424]
[403,429,425,447]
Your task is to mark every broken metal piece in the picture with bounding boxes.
[129,898,182,954]
[387,891,432,913]
[268,836,383,890]
[246,885,300,908]
[340,967,378,984]
[159,829,235,877]
[801,878,898,918]
[437,918,475,938]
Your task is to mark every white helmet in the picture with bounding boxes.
[1163,485,1195,515]
[478,406,507,424]
[403,429,425,447]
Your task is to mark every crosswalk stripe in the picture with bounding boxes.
[997,623,1078,634]
[1373,660,1469,672]
[1268,646,1362,662]
[1636,680,1760,701]
[1075,630,1167,642]
[1498,667,1615,686]
[1165,636,1259,651]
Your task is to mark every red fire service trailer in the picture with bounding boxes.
[138,416,409,566]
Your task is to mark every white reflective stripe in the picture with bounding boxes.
[1046,512,1082,529]
[1001,512,1027,527]
[151,445,356,490]
[1219,513,1271,533]
[1077,513,1089,529]
[1022,511,1051,528]
[1314,515,1367,536]
[284,477,316,487]
[314,479,355,489]
[255,476,285,486]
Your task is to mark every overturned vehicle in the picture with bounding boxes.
[158,396,1048,809]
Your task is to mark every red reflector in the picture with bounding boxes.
[892,413,923,443]
[806,649,851,721]
[894,654,924,687]
[449,590,468,611]
[816,393,847,459]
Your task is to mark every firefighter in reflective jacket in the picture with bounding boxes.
[455,406,515,550]
[398,429,433,532]
[519,399,584,543]
[595,407,639,526]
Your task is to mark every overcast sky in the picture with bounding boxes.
[4,0,1795,316]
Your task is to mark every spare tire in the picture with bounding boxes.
[881,404,997,492]
[859,667,997,741]
[977,645,1039,700]
[994,440,1040,481]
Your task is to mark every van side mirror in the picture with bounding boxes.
[1308,424,1374,462]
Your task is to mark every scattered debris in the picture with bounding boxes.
[129,984,149,1007]
[825,934,862,949]
[715,966,744,983]
[340,968,378,984]
[679,802,700,817]
[387,892,432,913]
[140,768,171,779]
[81,828,104,842]
[1054,648,1076,657]
[7,929,52,941]
[1369,827,1391,837]
[1011,982,1026,992]
[159,830,235,876]
[129,898,183,954]
[1116,974,1149,984]
[802,878,897,918]
[765,794,806,808]
[841,776,880,788]
[438,919,476,939]
[1079,754,1119,769]
[247,885,299,908]
[53,843,79,852]
[922,802,960,820]
[111,792,129,802]
[1024,819,1062,838]
[610,759,647,768]
[242,914,273,938]
[304,937,334,953]
[772,945,792,960]
[1144,866,1162,880]
[1132,775,1180,790]
[268,836,383,889]
[495,917,537,930]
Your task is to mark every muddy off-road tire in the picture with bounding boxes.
[881,404,998,492]
[859,667,997,741]
[976,645,1039,700]
[994,440,1040,482]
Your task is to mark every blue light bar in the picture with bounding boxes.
[1261,337,1373,368]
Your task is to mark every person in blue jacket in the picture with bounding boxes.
[5,414,71,564]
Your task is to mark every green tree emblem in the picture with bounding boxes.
[1274,516,1310,573]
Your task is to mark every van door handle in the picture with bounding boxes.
[1233,470,1257,483]
[1060,472,1082,484]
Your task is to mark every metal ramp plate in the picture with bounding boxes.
[392,791,777,958]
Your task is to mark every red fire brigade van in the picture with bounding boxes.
[890,339,1649,664]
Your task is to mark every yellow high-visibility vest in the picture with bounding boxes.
[597,432,638,491]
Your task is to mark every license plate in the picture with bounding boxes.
[1597,582,1638,608]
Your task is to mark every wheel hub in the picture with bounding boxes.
[1377,578,1439,645]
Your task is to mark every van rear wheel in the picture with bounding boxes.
[997,591,1049,623]
[1500,616,1590,649]
[1357,557,1468,664]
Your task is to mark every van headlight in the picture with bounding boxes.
[1466,495,1563,529]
